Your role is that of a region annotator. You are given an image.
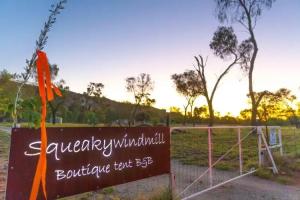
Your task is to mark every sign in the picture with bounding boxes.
[269,128,277,146]
[6,127,170,200]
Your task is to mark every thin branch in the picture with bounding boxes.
[12,0,67,126]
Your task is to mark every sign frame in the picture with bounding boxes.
[5,127,170,200]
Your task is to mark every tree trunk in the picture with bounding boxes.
[190,102,195,126]
[250,100,257,126]
[48,102,57,124]
[208,101,214,127]
[52,110,57,124]
[249,42,258,126]
[183,106,188,126]
[239,1,258,127]
[130,104,139,127]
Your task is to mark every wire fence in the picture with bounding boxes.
[1,126,300,199]
[170,126,262,199]
[281,127,300,156]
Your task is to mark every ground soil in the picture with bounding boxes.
[172,160,300,200]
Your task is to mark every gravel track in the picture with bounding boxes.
[172,160,300,200]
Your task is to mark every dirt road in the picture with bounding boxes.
[172,160,300,200]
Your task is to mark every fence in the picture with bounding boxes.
[1,126,300,199]
[170,126,283,200]
[280,127,300,156]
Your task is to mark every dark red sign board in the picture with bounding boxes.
[5,127,170,200]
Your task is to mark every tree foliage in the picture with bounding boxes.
[215,0,274,25]
[210,26,238,59]
[171,70,203,121]
[194,106,209,119]
[86,82,104,98]
[240,88,296,125]
[194,26,250,126]
[126,73,155,125]
[255,88,296,124]
[0,70,14,84]
[48,79,69,124]
[126,73,155,106]
[215,0,275,125]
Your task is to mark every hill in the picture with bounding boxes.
[0,79,168,125]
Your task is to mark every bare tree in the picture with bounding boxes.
[215,0,275,125]
[171,70,203,124]
[194,26,251,126]
[126,73,155,126]
[12,0,67,127]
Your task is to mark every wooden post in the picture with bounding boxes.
[169,172,176,199]
[166,112,170,127]
[92,191,97,200]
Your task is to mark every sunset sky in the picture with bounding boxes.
[1,0,300,116]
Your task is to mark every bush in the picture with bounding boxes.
[85,112,98,126]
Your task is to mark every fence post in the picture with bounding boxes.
[92,191,97,200]
[169,172,176,199]
[278,128,283,156]
[258,127,262,167]
[261,131,279,174]
[208,127,213,187]
[238,128,243,175]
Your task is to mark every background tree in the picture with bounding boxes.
[289,102,300,128]
[86,82,104,98]
[80,82,105,125]
[255,88,296,125]
[169,106,181,113]
[48,79,69,124]
[135,111,151,124]
[0,70,14,84]
[19,97,41,128]
[0,70,13,119]
[0,88,9,120]
[239,108,252,121]
[168,106,184,125]
[81,82,104,111]
[194,26,250,126]
[215,0,275,125]
[12,0,67,127]
[194,106,209,119]
[126,73,155,126]
[171,70,203,124]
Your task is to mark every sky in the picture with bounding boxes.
[0,0,300,116]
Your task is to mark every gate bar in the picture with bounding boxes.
[208,127,213,187]
[258,130,262,167]
[182,169,257,200]
[259,127,279,174]
[177,127,257,198]
[238,128,243,175]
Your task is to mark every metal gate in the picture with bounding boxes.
[170,126,282,200]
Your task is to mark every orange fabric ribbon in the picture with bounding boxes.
[29,50,62,200]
